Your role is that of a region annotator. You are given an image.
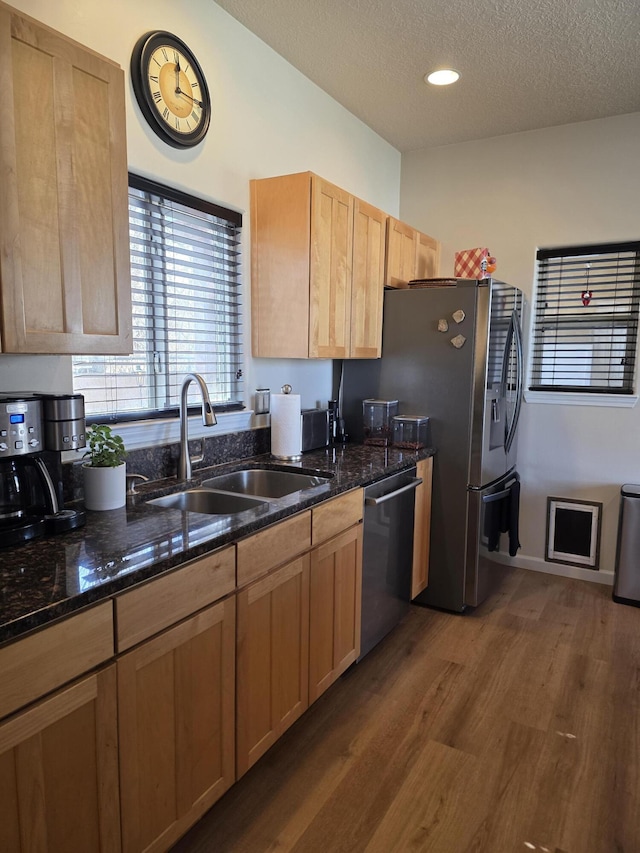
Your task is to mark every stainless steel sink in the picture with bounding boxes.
[201,468,332,499]
[147,489,268,515]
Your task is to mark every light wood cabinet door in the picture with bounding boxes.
[385,217,417,288]
[412,456,433,599]
[0,2,131,354]
[250,172,311,358]
[385,217,440,287]
[309,176,353,358]
[309,523,363,704]
[236,554,310,778]
[0,665,120,853]
[416,230,440,280]
[311,487,363,546]
[117,598,235,853]
[0,601,113,720]
[251,172,383,359]
[350,199,386,358]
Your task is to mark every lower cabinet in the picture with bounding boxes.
[0,665,120,853]
[117,597,236,853]
[236,519,364,774]
[236,554,310,777]
[309,523,363,703]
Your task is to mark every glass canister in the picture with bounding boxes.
[362,399,399,446]
[392,415,431,449]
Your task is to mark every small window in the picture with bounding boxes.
[529,241,640,395]
[73,175,243,421]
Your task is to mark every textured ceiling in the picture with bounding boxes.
[213,0,640,151]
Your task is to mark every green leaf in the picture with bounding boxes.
[83,424,127,468]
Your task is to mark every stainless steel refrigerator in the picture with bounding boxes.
[341,278,525,612]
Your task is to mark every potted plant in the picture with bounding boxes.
[82,424,127,511]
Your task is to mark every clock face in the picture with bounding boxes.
[131,32,211,149]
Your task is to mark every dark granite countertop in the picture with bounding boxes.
[0,443,434,646]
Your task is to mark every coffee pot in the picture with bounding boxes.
[0,393,86,547]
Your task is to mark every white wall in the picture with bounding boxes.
[401,113,640,580]
[0,0,401,410]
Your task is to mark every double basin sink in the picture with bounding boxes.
[147,467,333,516]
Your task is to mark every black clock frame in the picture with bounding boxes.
[130,31,211,149]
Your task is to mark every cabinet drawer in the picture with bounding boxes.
[0,601,114,720]
[237,511,311,587]
[311,488,363,545]
[115,546,235,651]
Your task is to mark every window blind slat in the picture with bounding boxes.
[73,177,243,420]
[529,242,640,394]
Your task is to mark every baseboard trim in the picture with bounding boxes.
[489,551,614,586]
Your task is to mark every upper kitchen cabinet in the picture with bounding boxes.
[350,198,386,358]
[251,172,386,358]
[0,1,131,354]
[385,216,440,288]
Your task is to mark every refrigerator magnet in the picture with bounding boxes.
[438,318,449,332]
[452,309,466,324]
[451,334,466,349]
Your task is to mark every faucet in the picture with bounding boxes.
[178,373,217,480]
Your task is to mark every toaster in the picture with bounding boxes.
[301,408,330,452]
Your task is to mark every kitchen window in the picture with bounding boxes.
[528,241,640,405]
[73,175,243,423]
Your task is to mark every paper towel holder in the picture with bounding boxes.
[271,384,302,461]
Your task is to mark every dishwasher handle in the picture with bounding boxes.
[364,477,423,506]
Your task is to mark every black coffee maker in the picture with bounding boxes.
[0,393,86,547]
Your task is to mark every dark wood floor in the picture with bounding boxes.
[172,568,640,852]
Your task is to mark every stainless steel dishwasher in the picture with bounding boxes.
[360,466,421,659]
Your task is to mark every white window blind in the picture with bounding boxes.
[73,175,243,420]
[529,241,640,394]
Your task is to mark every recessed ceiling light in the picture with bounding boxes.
[425,69,460,86]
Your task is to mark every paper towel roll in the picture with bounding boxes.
[271,393,302,459]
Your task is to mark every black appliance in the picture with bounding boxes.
[342,278,524,612]
[360,467,421,659]
[0,393,86,547]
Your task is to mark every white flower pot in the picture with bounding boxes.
[83,462,126,511]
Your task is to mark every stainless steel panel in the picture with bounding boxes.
[44,420,86,451]
[201,468,331,498]
[360,468,417,658]
[341,279,524,613]
[478,281,524,487]
[0,397,43,457]
[301,408,330,451]
[41,394,85,422]
[468,282,491,487]
[613,485,640,604]
[148,489,268,515]
[465,472,517,607]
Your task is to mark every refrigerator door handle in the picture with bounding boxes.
[481,474,519,503]
[502,311,524,453]
[483,487,511,503]
[505,310,524,454]
[364,477,423,506]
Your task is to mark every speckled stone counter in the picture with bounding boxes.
[0,443,434,645]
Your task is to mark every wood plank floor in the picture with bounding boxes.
[172,569,640,853]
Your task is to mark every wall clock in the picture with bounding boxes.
[130,31,211,149]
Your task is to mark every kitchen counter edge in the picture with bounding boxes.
[0,444,435,646]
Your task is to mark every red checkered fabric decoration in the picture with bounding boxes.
[454,247,489,279]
